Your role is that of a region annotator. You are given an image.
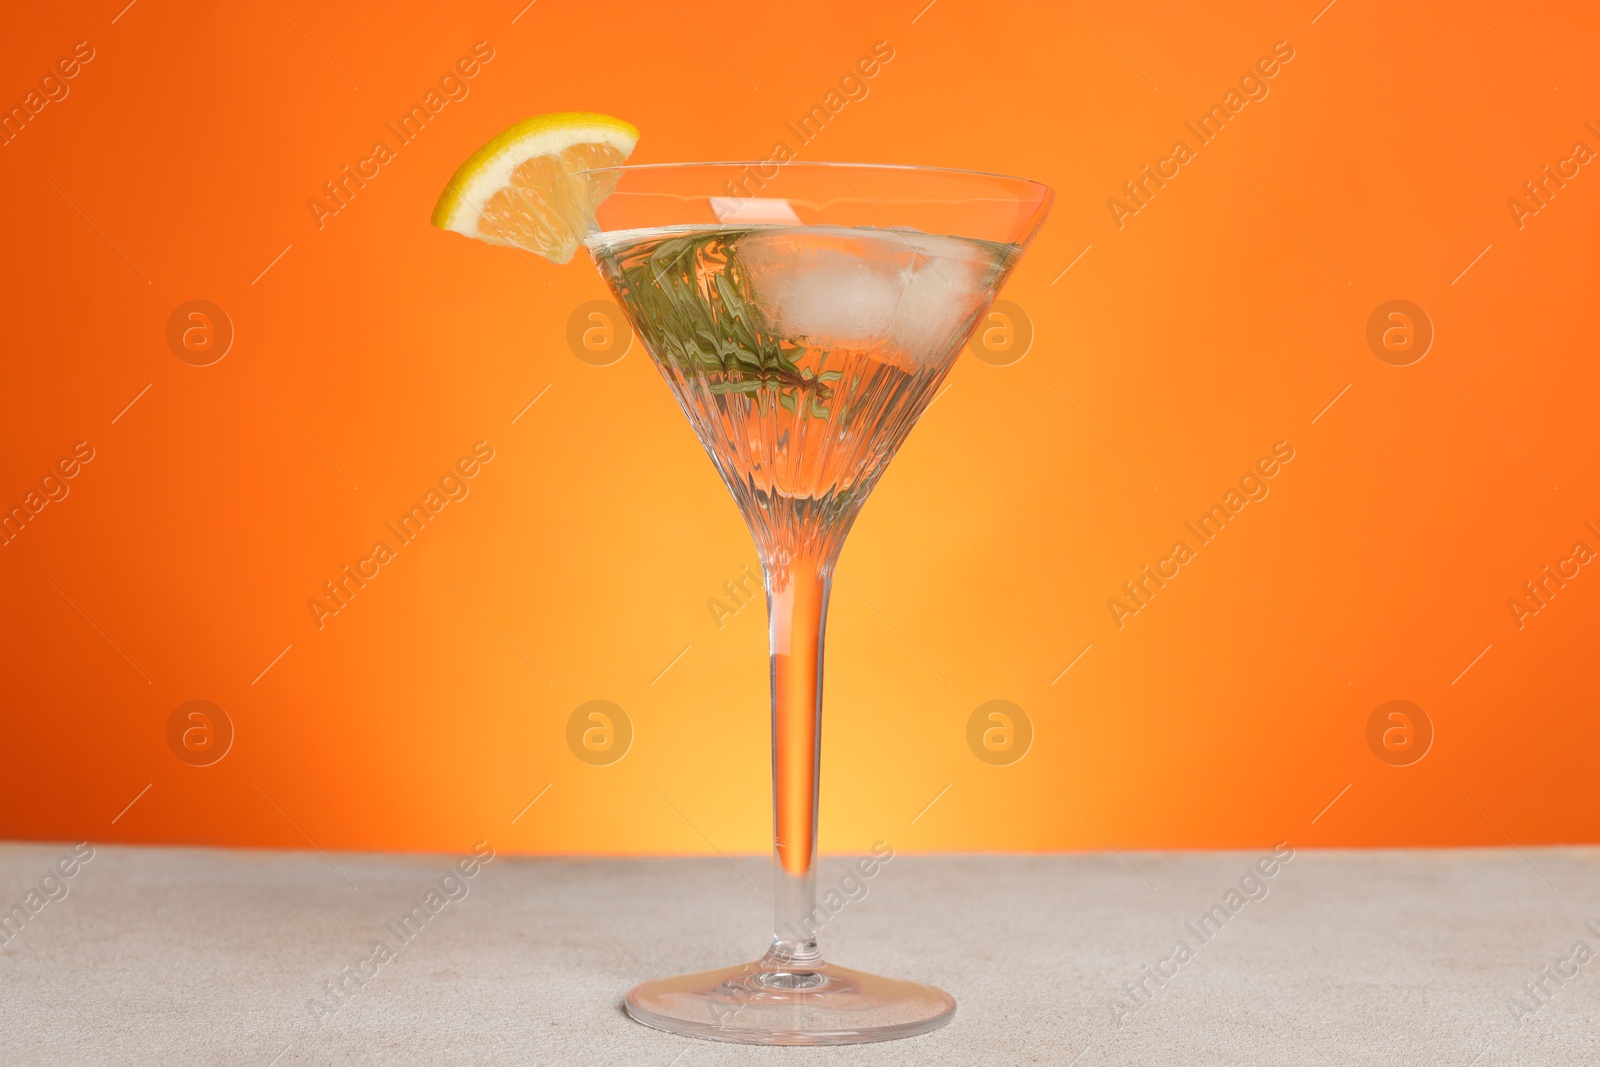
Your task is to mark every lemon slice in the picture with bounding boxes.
[431,112,638,263]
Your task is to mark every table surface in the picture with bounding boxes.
[1,843,1596,1065]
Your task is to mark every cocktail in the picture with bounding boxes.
[433,118,1052,1046]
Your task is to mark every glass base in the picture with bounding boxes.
[624,954,956,1046]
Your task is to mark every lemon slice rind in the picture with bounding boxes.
[430,112,638,260]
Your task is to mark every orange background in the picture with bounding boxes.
[2,0,1596,858]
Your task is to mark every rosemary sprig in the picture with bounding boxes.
[599,228,836,409]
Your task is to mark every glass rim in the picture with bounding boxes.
[573,159,1053,197]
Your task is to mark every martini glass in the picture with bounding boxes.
[584,162,1051,1045]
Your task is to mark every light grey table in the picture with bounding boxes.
[1,843,1595,1065]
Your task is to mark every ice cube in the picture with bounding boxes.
[886,233,999,361]
[735,227,1001,362]
[736,228,907,350]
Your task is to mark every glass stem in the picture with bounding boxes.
[762,546,833,967]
